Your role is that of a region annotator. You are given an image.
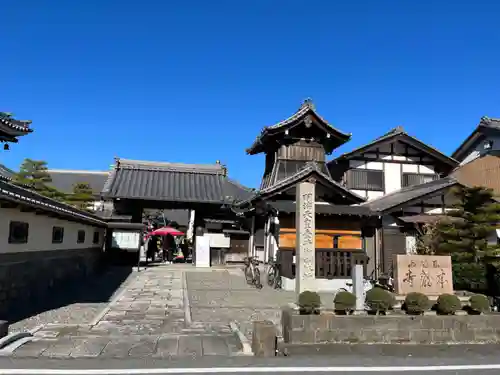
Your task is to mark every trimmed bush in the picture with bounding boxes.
[365,287,395,313]
[404,292,431,315]
[469,294,490,314]
[436,293,461,315]
[298,291,321,315]
[334,291,356,314]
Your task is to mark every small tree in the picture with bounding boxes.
[415,222,441,255]
[13,159,51,190]
[66,182,94,211]
[13,159,66,201]
[434,186,500,293]
[435,186,500,262]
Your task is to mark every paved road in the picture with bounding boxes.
[1,354,500,374]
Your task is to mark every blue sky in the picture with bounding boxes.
[2,0,500,188]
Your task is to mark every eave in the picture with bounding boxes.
[328,127,458,169]
[452,117,500,161]
[0,180,106,227]
[0,113,33,136]
[239,162,365,206]
[246,100,351,155]
[361,177,461,214]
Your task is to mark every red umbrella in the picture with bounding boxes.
[147,226,184,237]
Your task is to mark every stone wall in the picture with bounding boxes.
[0,247,104,321]
[282,307,500,345]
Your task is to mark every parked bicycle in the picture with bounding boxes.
[244,256,262,289]
[266,259,282,289]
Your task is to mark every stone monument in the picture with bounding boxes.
[352,264,365,312]
[295,180,316,294]
[393,254,453,296]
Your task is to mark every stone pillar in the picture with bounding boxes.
[252,320,277,357]
[295,181,316,295]
[352,264,365,312]
[248,216,255,257]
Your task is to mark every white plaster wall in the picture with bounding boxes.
[366,191,384,200]
[402,164,418,173]
[460,134,500,166]
[384,163,401,193]
[0,208,105,253]
[346,143,438,197]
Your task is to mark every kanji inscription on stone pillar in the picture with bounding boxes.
[295,181,316,295]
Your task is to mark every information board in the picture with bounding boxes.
[111,231,140,250]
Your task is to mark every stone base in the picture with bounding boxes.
[282,306,500,345]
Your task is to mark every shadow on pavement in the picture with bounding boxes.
[5,265,133,325]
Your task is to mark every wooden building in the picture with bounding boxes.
[452,116,500,167]
[328,126,458,200]
[239,100,380,291]
[100,157,255,264]
[451,117,500,198]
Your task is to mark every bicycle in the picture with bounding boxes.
[266,259,282,289]
[244,256,262,289]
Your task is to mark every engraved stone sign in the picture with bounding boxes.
[295,181,316,294]
[393,254,453,296]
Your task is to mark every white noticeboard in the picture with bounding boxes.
[204,233,230,248]
[195,235,210,268]
[112,231,140,250]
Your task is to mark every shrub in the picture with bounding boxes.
[297,291,321,314]
[436,293,461,315]
[404,292,431,315]
[334,291,356,313]
[469,294,490,314]
[452,262,487,293]
[365,287,395,313]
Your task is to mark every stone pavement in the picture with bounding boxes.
[186,267,336,339]
[11,266,242,358]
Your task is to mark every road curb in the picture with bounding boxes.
[0,331,34,355]
[230,321,253,356]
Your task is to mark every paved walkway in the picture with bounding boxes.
[187,267,336,339]
[11,266,241,358]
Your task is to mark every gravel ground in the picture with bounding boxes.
[10,266,137,333]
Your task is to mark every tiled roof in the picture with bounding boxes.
[329,126,458,168]
[268,200,376,217]
[47,170,108,195]
[246,99,351,155]
[239,161,365,205]
[101,158,253,204]
[452,116,500,161]
[0,164,15,182]
[0,179,106,226]
[0,112,33,136]
[361,177,460,213]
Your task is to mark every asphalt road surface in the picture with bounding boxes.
[1,354,500,374]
